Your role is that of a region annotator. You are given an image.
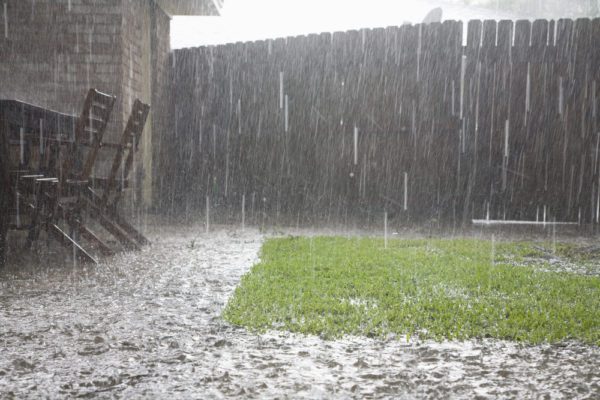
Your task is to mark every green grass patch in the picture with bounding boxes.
[223,237,600,345]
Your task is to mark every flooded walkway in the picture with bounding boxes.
[1,224,599,398]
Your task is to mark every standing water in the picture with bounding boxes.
[0,224,598,398]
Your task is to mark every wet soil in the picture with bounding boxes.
[0,223,599,399]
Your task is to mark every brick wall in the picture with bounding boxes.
[150,3,171,209]
[120,0,171,207]
[122,0,146,123]
[0,0,124,139]
[121,0,149,206]
[0,0,172,206]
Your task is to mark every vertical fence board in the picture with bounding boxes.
[162,18,599,227]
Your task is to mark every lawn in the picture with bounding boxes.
[223,237,600,345]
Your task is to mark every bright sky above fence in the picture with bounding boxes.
[171,0,481,48]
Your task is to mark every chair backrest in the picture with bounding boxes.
[100,99,150,210]
[60,88,116,183]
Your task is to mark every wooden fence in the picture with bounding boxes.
[160,18,600,226]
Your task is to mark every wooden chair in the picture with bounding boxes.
[28,89,116,263]
[4,90,151,265]
[84,99,151,250]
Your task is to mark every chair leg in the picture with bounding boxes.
[46,223,97,265]
[25,180,43,249]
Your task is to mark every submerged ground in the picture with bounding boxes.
[0,223,599,398]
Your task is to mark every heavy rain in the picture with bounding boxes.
[1,0,599,398]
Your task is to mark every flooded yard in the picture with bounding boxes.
[1,223,599,399]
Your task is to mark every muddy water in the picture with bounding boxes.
[1,224,599,399]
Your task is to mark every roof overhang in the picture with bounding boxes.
[156,0,222,16]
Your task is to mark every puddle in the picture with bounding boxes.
[0,223,598,398]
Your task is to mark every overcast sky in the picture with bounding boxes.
[171,0,485,49]
[170,0,597,48]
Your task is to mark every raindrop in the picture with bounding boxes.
[361,29,366,52]
[558,77,564,115]
[593,80,597,119]
[3,2,7,39]
[225,129,230,196]
[491,234,495,267]
[596,187,599,224]
[460,55,466,118]
[451,80,456,116]
[552,219,557,254]
[284,94,289,132]
[39,119,44,155]
[411,101,416,140]
[198,120,203,152]
[502,120,509,191]
[212,124,216,156]
[525,63,531,114]
[279,71,284,109]
[205,196,210,233]
[257,112,262,138]
[241,194,246,232]
[237,98,242,134]
[175,105,179,137]
[474,94,480,136]
[403,172,408,211]
[72,242,77,268]
[353,125,358,166]
[131,136,137,210]
[416,25,422,82]
[15,191,20,229]
[75,23,79,53]
[504,119,510,158]
[310,236,315,271]
[461,119,466,153]
[229,75,233,107]
[543,205,547,225]
[19,128,24,165]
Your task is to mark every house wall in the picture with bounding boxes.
[122,0,151,207]
[120,0,172,207]
[0,0,124,140]
[0,0,172,207]
[150,4,172,210]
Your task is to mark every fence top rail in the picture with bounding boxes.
[171,17,600,52]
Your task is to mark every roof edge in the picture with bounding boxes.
[155,0,222,16]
